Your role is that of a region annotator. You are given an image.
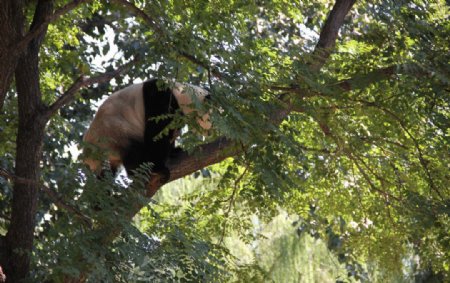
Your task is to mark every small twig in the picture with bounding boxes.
[110,0,226,80]
[0,168,92,227]
[218,162,250,245]
[298,145,334,154]
[350,164,369,220]
[360,101,444,199]
[353,153,403,200]
[270,65,398,96]
[323,126,403,203]
[357,136,409,150]
[345,150,401,202]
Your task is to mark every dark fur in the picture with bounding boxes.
[120,79,179,181]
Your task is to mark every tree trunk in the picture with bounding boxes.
[0,0,24,110]
[4,53,46,282]
[4,56,47,281]
[5,119,46,283]
[3,1,53,281]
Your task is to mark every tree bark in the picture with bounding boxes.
[3,1,53,282]
[0,0,25,110]
[5,118,46,283]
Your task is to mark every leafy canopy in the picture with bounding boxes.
[0,0,449,281]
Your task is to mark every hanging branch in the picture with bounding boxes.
[358,101,444,199]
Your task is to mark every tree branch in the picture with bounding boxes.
[110,0,226,80]
[335,66,395,91]
[45,59,136,118]
[271,65,398,98]
[310,0,357,71]
[110,0,164,36]
[359,101,444,199]
[11,0,93,58]
[145,137,238,197]
[345,150,402,202]
[0,168,92,227]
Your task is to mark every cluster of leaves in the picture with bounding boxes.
[29,162,227,282]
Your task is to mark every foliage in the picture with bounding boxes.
[0,0,449,281]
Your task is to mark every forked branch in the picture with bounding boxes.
[12,0,93,57]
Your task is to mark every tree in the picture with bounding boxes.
[0,0,448,282]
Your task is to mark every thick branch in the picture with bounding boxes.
[271,65,398,97]
[146,137,237,196]
[336,66,395,91]
[45,59,136,118]
[310,0,356,71]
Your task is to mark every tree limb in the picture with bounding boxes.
[145,137,238,197]
[336,66,395,91]
[45,59,136,118]
[310,0,357,71]
[11,0,93,58]
[271,65,398,97]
